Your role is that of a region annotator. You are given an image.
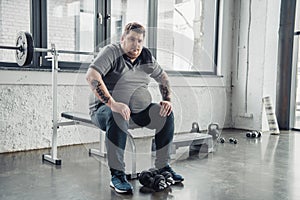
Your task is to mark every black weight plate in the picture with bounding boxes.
[15,31,34,66]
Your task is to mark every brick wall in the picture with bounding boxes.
[0,0,30,62]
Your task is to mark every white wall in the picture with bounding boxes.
[0,70,100,153]
[231,0,281,130]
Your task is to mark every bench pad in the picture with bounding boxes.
[61,112,93,124]
[61,111,141,129]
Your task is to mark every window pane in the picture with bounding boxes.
[0,0,31,63]
[110,0,148,44]
[157,0,217,72]
[47,0,95,62]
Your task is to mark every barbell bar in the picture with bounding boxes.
[0,31,98,67]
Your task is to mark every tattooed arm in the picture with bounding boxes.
[157,72,171,102]
[154,71,172,117]
[86,68,131,120]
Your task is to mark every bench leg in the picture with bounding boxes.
[189,139,214,154]
[126,133,138,179]
[205,137,214,153]
[42,154,61,165]
[42,113,62,165]
[89,131,107,157]
[88,130,138,179]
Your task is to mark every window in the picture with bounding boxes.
[47,0,95,63]
[0,0,220,74]
[0,0,31,64]
[157,0,219,74]
[110,0,148,44]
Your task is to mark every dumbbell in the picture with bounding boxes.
[217,137,226,143]
[252,131,261,138]
[149,168,175,185]
[138,170,168,191]
[246,132,252,138]
[229,138,238,144]
[139,170,154,188]
[160,171,175,185]
[246,131,261,138]
[152,174,168,191]
[148,168,159,176]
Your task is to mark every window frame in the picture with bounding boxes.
[0,0,220,75]
[152,0,220,76]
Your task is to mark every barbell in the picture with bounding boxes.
[0,31,98,67]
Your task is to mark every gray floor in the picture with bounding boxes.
[1,129,300,200]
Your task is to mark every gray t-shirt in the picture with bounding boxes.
[89,43,163,114]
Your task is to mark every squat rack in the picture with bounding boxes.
[0,31,97,164]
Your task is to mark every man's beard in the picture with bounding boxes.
[127,49,141,59]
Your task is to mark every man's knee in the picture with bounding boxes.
[166,111,174,123]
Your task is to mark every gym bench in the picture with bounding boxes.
[58,112,214,159]
[43,111,213,179]
[60,111,149,179]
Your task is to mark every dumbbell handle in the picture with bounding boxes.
[165,177,175,185]
[157,180,168,190]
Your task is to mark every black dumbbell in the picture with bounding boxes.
[150,168,175,186]
[148,168,159,176]
[229,137,238,144]
[152,174,168,191]
[139,170,154,188]
[246,132,252,138]
[251,131,261,138]
[217,137,226,143]
[257,131,262,137]
[138,170,168,191]
[160,171,175,185]
[246,131,261,138]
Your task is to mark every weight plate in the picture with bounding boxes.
[15,31,34,66]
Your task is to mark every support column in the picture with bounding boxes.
[276,0,297,130]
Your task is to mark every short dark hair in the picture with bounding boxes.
[123,22,146,37]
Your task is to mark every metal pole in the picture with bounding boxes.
[34,47,52,53]
[42,44,61,165]
[0,45,21,50]
[51,43,59,161]
[127,133,137,179]
[57,49,98,55]
[276,0,297,130]
[0,45,98,55]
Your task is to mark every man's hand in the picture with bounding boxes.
[111,101,131,121]
[160,101,172,117]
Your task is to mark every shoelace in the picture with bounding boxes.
[114,174,127,183]
[166,166,174,173]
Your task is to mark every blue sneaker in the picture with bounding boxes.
[159,165,184,183]
[110,171,133,193]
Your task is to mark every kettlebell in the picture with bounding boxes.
[207,123,220,139]
[190,122,200,133]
